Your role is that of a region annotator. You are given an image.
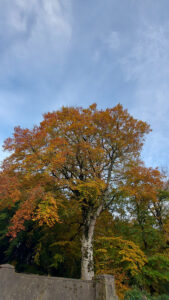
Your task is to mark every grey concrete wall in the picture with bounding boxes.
[95,275,118,300]
[0,264,118,300]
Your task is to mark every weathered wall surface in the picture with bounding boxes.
[0,264,118,300]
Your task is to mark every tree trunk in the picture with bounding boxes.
[81,205,103,280]
[81,217,96,280]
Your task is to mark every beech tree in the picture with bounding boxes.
[0,104,150,280]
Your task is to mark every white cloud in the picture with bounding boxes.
[106,31,120,50]
[122,25,169,83]
[93,50,101,62]
[121,24,169,167]
[92,31,120,63]
[0,0,72,78]
[1,0,72,41]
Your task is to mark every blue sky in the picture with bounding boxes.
[0,0,169,169]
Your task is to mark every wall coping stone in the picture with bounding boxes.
[0,264,15,270]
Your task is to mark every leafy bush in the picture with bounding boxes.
[124,288,148,300]
[124,288,169,300]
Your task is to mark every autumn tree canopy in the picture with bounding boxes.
[0,103,154,280]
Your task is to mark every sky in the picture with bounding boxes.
[0,0,169,169]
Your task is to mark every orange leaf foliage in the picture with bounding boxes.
[122,162,164,203]
[0,104,151,238]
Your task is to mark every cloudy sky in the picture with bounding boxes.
[0,0,169,168]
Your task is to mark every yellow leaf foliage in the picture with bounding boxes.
[33,192,60,227]
[95,236,147,299]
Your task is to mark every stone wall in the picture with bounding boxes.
[0,264,118,300]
